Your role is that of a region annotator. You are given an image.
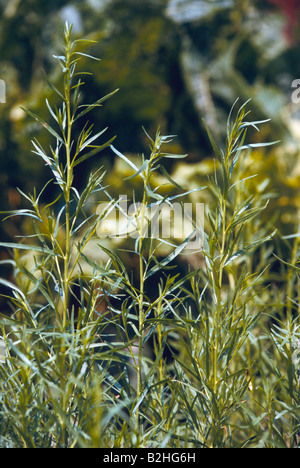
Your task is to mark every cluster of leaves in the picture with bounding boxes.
[0,22,300,449]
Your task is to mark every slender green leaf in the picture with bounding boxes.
[73,136,116,167]
[73,51,101,61]
[145,230,196,279]
[17,264,55,309]
[202,118,223,163]
[0,242,61,257]
[110,144,139,172]
[74,89,119,121]
[224,250,245,266]
[21,107,65,144]
[77,128,108,153]
[236,140,280,151]
[124,160,148,181]
[42,69,64,99]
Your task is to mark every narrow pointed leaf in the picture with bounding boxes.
[124,160,148,181]
[162,153,188,159]
[0,278,26,300]
[0,242,62,257]
[0,209,41,222]
[239,119,271,131]
[73,51,101,61]
[42,69,64,99]
[224,250,245,266]
[22,107,65,144]
[236,141,280,151]
[159,164,184,188]
[73,136,116,167]
[78,127,108,153]
[18,264,55,309]
[74,89,119,121]
[202,118,223,163]
[110,145,139,172]
[145,230,196,279]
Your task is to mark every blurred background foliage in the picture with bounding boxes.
[1,0,300,273]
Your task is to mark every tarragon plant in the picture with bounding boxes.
[0,22,299,448]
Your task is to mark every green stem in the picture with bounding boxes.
[62,43,73,331]
[213,187,228,393]
[287,229,300,321]
[60,34,73,447]
[136,185,148,428]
